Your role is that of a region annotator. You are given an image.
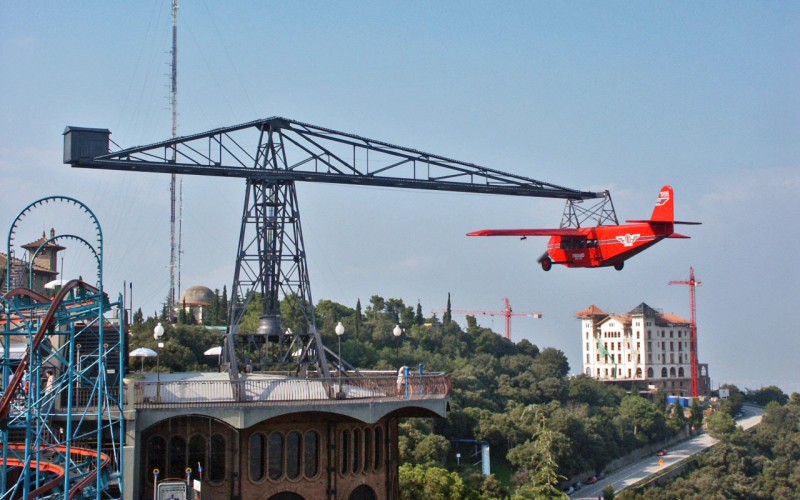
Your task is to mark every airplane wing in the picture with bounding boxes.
[467,228,585,237]
[667,233,691,239]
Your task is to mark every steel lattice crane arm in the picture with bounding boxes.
[62,117,600,385]
[63,117,603,200]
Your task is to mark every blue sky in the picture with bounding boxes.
[1,2,798,393]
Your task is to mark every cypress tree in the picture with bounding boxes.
[443,293,452,325]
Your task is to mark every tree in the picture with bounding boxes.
[507,410,566,498]
[443,293,452,325]
[399,464,466,500]
[619,395,666,443]
[706,410,737,440]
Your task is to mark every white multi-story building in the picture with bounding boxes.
[578,303,710,397]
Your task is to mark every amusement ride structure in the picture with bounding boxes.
[63,117,605,386]
[1,196,125,499]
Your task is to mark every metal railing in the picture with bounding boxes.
[132,372,451,408]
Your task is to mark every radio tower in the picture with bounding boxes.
[168,0,179,321]
[669,267,702,398]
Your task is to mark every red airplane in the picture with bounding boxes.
[467,185,699,271]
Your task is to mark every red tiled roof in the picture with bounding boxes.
[576,304,607,318]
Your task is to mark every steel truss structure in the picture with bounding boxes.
[1,196,124,499]
[63,117,604,384]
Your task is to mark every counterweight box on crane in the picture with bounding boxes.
[63,126,110,163]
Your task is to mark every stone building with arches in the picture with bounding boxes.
[123,370,450,499]
[579,303,710,397]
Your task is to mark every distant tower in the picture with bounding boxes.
[168,0,179,321]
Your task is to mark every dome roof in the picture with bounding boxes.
[179,285,214,306]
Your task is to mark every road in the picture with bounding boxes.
[571,404,764,499]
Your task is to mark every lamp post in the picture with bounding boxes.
[154,322,164,399]
[393,324,403,357]
[335,322,345,398]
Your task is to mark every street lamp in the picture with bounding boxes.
[335,322,345,398]
[393,324,403,357]
[154,322,165,398]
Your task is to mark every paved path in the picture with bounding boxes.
[571,404,764,499]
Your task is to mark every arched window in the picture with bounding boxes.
[647,367,654,378]
[250,433,266,482]
[168,436,187,478]
[636,368,642,378]
[209,434,226,483]
[678,367,685,377]
[352,428,362,474]
[340,430,350,475]
[585,367,591,376]
[670,367,676,377]
[304,431,319,478]
[147,436,166,484]
[269,432,284,481]
[661,367,668,378]
[363,428,372,473]
[287,431,302,480]
[188,435,206,482]
[373,427,383,472]
[349,485,377,500]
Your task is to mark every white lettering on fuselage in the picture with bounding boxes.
[572,253,585,259]
[615,234,641,247]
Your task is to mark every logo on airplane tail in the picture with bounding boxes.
[616,234,641,247]
[656,190,670,206]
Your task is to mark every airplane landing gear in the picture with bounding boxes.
[541,257,552,271]
[614,262,624,271]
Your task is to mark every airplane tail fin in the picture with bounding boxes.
[625,185,700,225]
[650,185,674,222]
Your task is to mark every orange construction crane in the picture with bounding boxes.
[432,297,542,341]
[669,267,702,398]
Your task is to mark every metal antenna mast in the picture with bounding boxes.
[168,0,179,322]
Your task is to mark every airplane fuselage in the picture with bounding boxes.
[546,222,673,269]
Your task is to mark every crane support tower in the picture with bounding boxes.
[63,117,599,387]
[433,297,542,341]
[669,267,702,399]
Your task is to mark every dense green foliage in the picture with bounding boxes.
[132,294,694,497]
[620,391,800,499]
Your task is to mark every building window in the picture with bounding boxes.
[188,435,206,481]
[678,367,685,378]
[596,354,600,362]
[209,434,226,483]
[670,367,677,377]
[168,436,187,479]
[287,431,302,480]
[363,428,371,473]
[250,433,266,482]
[340,430,350,475]
[586,354,590,363]
[661,367,668,378]
[648,367,654,378]
[304,431,319,478]
[374,427,383,472]
[636,368,642,378]
[147,436,166,484]
[269,432,284,481]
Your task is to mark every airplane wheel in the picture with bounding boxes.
[614,262,624,271]
[541,258,552,271]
